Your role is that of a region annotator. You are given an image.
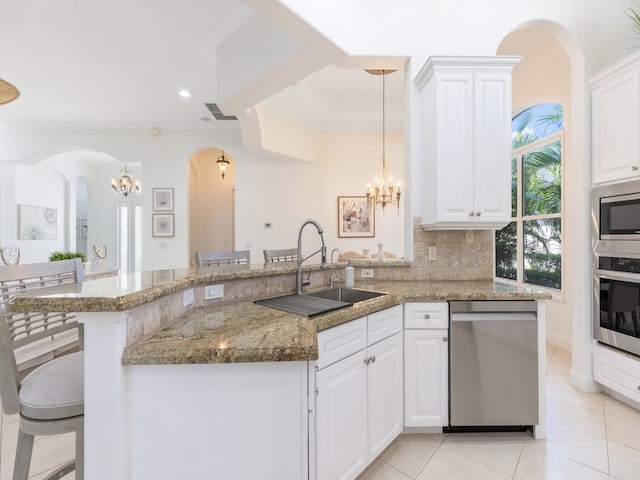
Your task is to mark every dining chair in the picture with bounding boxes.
[263,248,298,263]
[195,250,250,266]
[0,258,85,480]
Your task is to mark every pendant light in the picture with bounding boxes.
[365,69,401,214]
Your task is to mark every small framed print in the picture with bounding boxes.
[338,196,375,238]
[153,188,174,211]
[152,213,175,237]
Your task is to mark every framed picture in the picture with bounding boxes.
[338,196,375,238]
[18,205,57,240]
[152,213,175,237]
[153,188,174,211]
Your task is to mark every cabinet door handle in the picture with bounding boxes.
[424,313,431,319]
[633,166,639,171]
[469,211,474,216]
[370,356,376,363]
[475,212,481,216]
[443,336,448,342]
[364,358,370,365]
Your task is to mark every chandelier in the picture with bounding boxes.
[110,164,140,197]
[217,150,230,179]
[365,69,401,214]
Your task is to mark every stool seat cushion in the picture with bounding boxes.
[19,351,84,420]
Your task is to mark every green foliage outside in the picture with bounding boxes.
[624,1,640,38]
[495,104,563,290]
[48,251,86,262]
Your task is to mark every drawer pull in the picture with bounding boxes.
[443,336,448,342]
[633,166,639,171]
[364,358,370,365]
[424,313,431,319]
[370,356,376,363]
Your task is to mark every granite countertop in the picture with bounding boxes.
[122,280,551,366]
[8,263,301,313]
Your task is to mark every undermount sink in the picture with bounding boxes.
[305,287,386,304]
[254,287,386,317]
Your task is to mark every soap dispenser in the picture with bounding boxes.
[345,261,355,287]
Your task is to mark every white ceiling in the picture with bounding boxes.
[0,0,404,132]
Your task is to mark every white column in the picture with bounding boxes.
[78,311,129,480]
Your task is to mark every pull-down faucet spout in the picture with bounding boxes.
[297,219,327,294]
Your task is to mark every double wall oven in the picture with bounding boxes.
[593,180,640,357]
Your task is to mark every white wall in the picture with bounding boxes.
[0,126,404,269]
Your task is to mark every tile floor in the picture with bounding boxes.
[1,345,640,479]
[358,345,640,480]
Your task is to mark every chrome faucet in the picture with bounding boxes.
[297,219,327,294]
[330,248,342,288]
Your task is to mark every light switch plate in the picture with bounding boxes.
[182,288,194,308]
[204,284,224,300]
[361,269,374,278]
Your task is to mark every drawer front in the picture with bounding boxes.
[317,316,367,369]
[368,305,402,346]
[594,343,640,403]
[404,302,449,329]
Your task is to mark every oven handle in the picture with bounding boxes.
[594,269,640,282]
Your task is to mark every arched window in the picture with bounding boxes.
[495,103,563,290]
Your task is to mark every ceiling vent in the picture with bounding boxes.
[205,103,237,121]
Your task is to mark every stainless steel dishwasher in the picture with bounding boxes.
[449,300,538,428]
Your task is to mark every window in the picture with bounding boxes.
[118,202,142,274]
[495,104,563,290]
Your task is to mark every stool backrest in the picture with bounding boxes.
[196,250,250,266]
[0,258,84,414]
[263,248,298,263]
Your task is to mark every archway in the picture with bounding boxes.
[497,20,594,391]
[188,148,235,265]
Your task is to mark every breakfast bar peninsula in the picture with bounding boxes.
[9,262,550,480]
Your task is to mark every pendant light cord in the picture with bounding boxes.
[382,70,386,178]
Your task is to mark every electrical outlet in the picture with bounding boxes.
[182,288,194,308]
[428,246,437,261]
[465,231,474,244]
[361,268,374,278]
[204,284,224,300]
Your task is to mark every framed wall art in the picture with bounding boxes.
[152,213,175,237]
[153,188,174,211]
[18,205,58,240]
[338,196,375,238]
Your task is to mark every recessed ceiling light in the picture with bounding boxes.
[179,89,191,98]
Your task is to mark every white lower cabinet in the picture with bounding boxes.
[315,306,403,480]
[403,302,449,427]
[593,341,640,404]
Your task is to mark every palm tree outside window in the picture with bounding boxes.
[495,104,563,290]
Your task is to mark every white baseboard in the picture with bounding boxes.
[546,331,572,352]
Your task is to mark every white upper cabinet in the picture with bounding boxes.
[590,50,640,185]
[415,56,519,230]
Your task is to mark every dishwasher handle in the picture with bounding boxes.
[450,300,537,314]
[450,312,537,322]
